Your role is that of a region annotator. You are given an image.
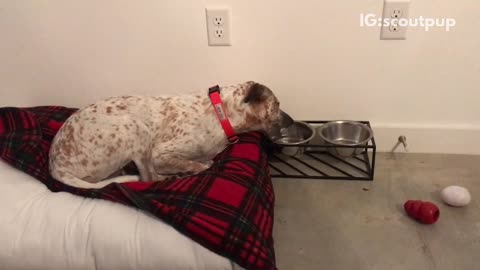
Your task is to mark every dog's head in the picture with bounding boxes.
[236,82,294,134]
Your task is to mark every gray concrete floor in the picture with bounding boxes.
[273,153,480,270]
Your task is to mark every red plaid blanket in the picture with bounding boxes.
[0,106,277,270]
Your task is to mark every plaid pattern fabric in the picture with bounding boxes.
[0,106,277,270]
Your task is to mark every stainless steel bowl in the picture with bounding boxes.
[317,121,373,157]
[269,121,315,156]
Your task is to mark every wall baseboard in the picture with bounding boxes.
[371,123,480,155]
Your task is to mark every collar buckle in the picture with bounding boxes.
[208,85,220,95]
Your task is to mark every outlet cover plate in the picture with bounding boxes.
[206,7,231,46]
[380,0,410,40]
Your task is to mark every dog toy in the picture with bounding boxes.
[404,200,440,224]
[440,185,471,207]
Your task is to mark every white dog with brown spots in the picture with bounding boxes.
[49,81,293,188]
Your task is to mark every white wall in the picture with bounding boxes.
[1,1,479,154]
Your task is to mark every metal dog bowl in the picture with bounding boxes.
[269,121,315,156]
[317,121,373,157]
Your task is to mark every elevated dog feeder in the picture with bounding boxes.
[265,121,376,181]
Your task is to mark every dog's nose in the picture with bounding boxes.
[265,111,294,139]
[280,110,294,127]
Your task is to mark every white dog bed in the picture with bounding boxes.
[0,160,243,270]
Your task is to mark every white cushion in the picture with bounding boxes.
[0,160,242,270]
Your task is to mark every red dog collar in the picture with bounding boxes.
[208,85,239,144]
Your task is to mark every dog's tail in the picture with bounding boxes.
[54,173,140,189]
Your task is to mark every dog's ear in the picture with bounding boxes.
[244,83,269,104]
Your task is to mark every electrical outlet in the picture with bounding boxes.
[213,16,224,26]
[206,7,231,46]
[380,0,410,40]
[215,28,224,38]
[391,9,402,18]
[389,24,399,32]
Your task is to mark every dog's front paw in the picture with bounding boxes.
[151,173,170,181]
[179,161,210,175]
[204,160,214,168]
[154,172,193,181]
[153,158,213,179]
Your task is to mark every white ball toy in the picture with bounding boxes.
[440,185,471,207]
